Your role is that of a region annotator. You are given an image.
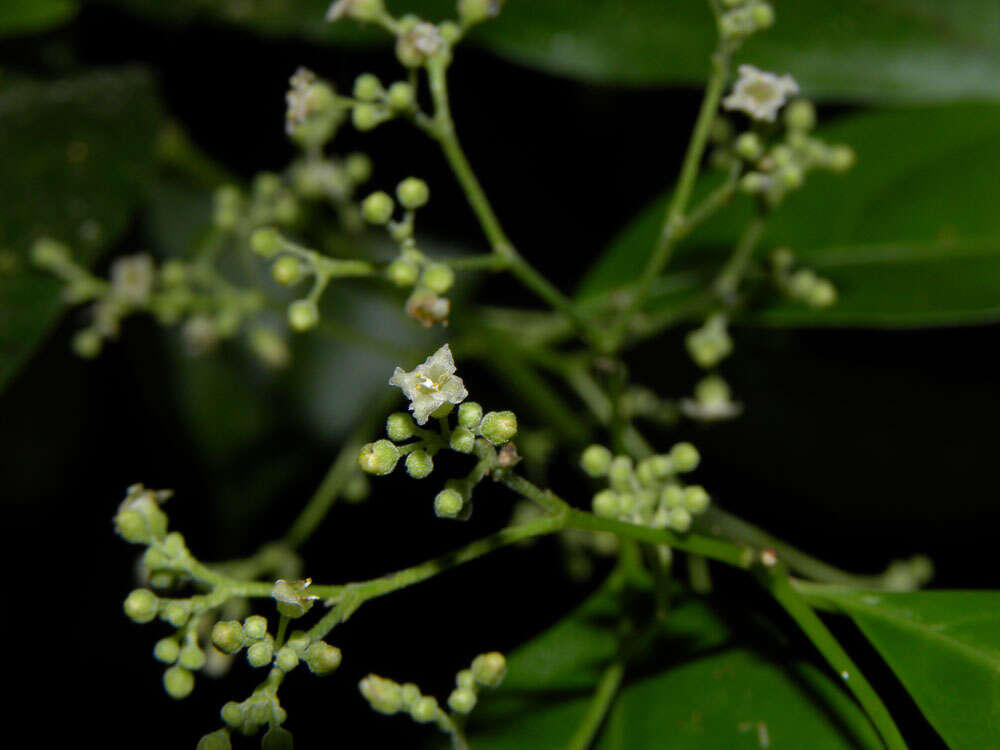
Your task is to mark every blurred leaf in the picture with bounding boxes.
[466,581,879,749]
[0,0,77,37]
[804,587,1000,749]
[0,68,161,388]
[99,0,1000,101]
[578,103,1000,327]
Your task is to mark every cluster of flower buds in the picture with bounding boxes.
[357,345,519,518]
[349,70,418,132]
[685,313,733,370]
[285,66,350,150]
[680,374,742,422]
[620,385,681,426]
[31,239,269,361]
[214,175,301,234]
[581,442,710,533]
[769,246,838,308]
[717,0,775,42]
[217,687,292,745]
[358,651,506,738]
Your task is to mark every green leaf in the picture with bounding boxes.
[100,0,1000,101]
[466,581,880,749]
[578,103,1000,327]
[804,588,1000,749]
[0,69,161,388]
[0,0,77,37]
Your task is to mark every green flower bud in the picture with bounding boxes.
[450,426,475,454]
[197,729,231,750]
[154,638,180,664]
[387,258,419,286]
[579,445,612,477]
[212,620,246,655]
[344,152,372,184]
[396,22,444,68]
[434,488,464,518]
[458,402,483,429]
[735,132,763,161]
[360,674,403,714]
[683,485,711,514]
[456,669,475,690]
[784,99,816,131]
[352,103,388,132]
[809,279,837,307]
[649,455,674,479]
[30,237,70,268]
[386,81,415,111]
[272,256,303,286]
[448,687,477,714]
[608,455,634,491]
[778,164,804,189]
[304,641,342,675]
[124,589,159,623]
[458,0,502,25]
[221,701,244,728]
[251,228,282,257]
[740,172,770,194]
[660,484,684,509]
[686,315,733,369]
[358,439,400,475]
[618,493,638,513]
[420,263,454,294]
[750,1,774,29]
[668,507,693,533]
[243,615,269,641]
[670,442,700,472]
[247,639,274,668]
[72,328,102,359]
[396,177,430,209]
[362,191,395,224]
[400,683,421,709]
[592,489,619,518]
[114,509,148,543]
[163,665,195,699]
[411,695,440,723]
[353,73,383,102]
[478,410,517,445]
[636,458,660,488]
[179,642,207,671]
[471,651,506,687]
[262,727,294,750]
[275,646,299,672]
[405,450,434,479]
[287,299,319,332]
[827,144,856,172]
[386,412,416,441]
[272,579,319,619]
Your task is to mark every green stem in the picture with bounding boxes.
[563,661,625,750]
[766,575,907,750]
[612,46,732,347]
[713,214,767,298]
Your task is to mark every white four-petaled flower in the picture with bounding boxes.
[722,65,799,122]
[389,344,468,425]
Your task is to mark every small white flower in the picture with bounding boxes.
[285,67,316,135]
[110,254,155,304]
[389,344,468,425]
[680,375,742,422]
[722,65,798,122]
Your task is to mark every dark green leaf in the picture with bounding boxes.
[804,587,1000,750]
[466,581,879,749]
[578,104,1000,327]
[100,0,1000,101]
[0,69,161,388]
[0,0,77,37]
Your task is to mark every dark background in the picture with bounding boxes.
[5,5,997,747]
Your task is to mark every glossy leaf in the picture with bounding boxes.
[578,104,1000,327]
[465,581,879,749]
[99,0,1000,101]
[804,588,1000,749]
[0,69,161,389]
[0,0,77,37]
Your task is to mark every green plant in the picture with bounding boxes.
[6,0,1000,747]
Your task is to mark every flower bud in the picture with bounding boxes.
[458,0,502,25]
[154,638,180,664]
[405,450,434,479]
[387,259,419,286]
[179,642,207,671]
[448,687,477,714]
[434,488,464,518]
[344,152,372,184]
[272,579,319,619]
[272,255,303,286]
[683,485,711,514]
[287,299,319,332]
[352,103,389,132]
[358,439,401,475]
[262,727,294,750]
[286,631,312,655]
[420,263,454,294]
[396,22,443,68]
[750,1,774,29]
[386,81,415,110]
[72,329,102,359]
[360,674,403,713]
[251,228,283,257]
[304,641,342,675]
[670,442,700,472]
[247,639,274,668]
[471,651,506,687]
[668,507,692,533]
[660,484,685,508]
[243,615,269,641]
[221,701,244,728]
[386,412,416,441]
[362,191,395,224]
[478,410,517,445]
[30,237,70,268]
[458,402,483,429]
[784,99,816,131]
[396,177,430,209]
[580,444,613,477]
[592,489,619,518]
[735,132,763,161]
[114,509,148,544]
[124,589,159,623]
[163,665,195,699]
[197,729,231,750]
[827,145,856,172]
[809,279,837,307]
[353,73,383,102]
[450,426,475,454]
[212,621,246,655]
[411,696,440,723]
[608,455,634,491]
[275,646,299,672]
